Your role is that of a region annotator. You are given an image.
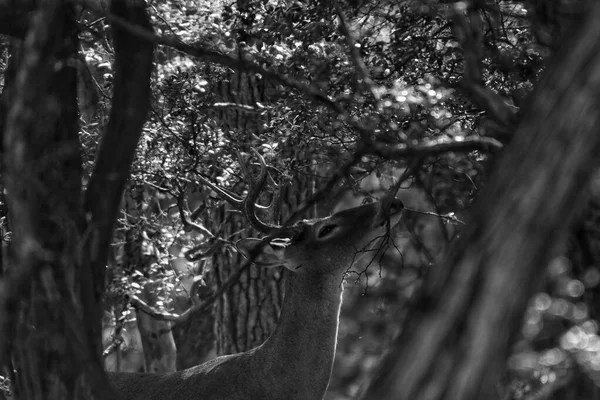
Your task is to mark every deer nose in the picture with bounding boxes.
[372,198,404,227]
[389,199,404,214]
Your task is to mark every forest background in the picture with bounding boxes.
[1,0,600,399]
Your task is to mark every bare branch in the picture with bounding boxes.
[131,261,252,323]
[129,295,183,322]
[451,5,517,132]
[335,3,381,106]
[362,135,502,159]
[284,150,364,224]
[208,102,266,114]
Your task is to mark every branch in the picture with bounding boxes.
[284,150,364,224]
[451,5,517,133]
[206,102,266,114]
[362,135,502,159]
[283,134,499,223]
[129,295,182,322]
[131,260,252,323]
[335,3,381,106]
[83,0,154,310]
[70,0,343,114]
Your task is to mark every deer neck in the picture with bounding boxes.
[256,268,345,398]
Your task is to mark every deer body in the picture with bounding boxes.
[109,270,344,400]
[109,151,403,400]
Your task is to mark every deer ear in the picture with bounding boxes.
[236,238,286,268]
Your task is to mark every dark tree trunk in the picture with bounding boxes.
[1,2,112,399]
[82,0,154,355]
[0,0,154,398]
[0,2,32,38]
[361,2,600,399]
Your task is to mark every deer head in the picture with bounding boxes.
[197,149,403,277]
[236,199,403,275]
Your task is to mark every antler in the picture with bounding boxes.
[197,149,281,234]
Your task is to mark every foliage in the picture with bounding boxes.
[83,0,552,390]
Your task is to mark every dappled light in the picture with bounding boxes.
[509,255,600,397]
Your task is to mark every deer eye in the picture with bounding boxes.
[317,224,337,239]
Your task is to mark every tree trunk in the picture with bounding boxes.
[123,187,177,373]
[2,2,112,399]
[0,0,153,398]
[361,2,600,399]
[209,205,284,354]
[207,5,285,351]
[136,287,178,372]
[82,0,154,354]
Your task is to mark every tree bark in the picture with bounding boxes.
[82,0,154,355]
[0,3,32,38]
[0,0,154,398]
[209,205,283,354]
[1,2,113,399]
[361,2,600,399]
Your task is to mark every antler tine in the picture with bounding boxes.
[196,175,244,207]
[196,151,286,235]
[238,149,280,234]
[197,173,272,216]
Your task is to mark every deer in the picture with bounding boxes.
[108,151,404,400]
